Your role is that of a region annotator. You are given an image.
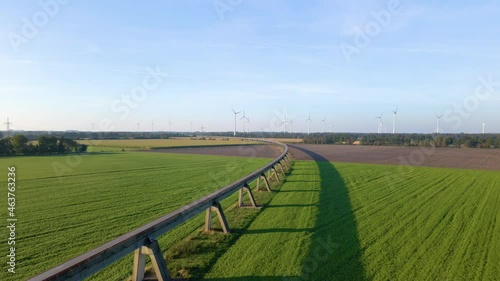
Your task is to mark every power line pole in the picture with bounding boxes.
[4,117,12,137]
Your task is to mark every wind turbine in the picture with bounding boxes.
[375,113,384,133]
[435,114,443,134]
[136,122,140,132]
[392,107,398,134]
[240,111,249,133]
[305,113,312,135]
[482,121,486,134]
[200,124,205,133]
[4,118,12,137]
[168,121,173,132]
[280,114,290,133]
[90,122,95,131]
[231,108,241,136]
[329,122,334,133]
[289,119,294,134]
[151,121,154,132]
[321,117,326,133]
[245,118,251,133]
[189,121,195,133]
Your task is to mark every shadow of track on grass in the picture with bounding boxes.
[198,277,300,281]
[289,145,367,281]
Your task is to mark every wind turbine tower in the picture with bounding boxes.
[306,113,312,135]
[435,114,443,134]
[169,121,173,133]
[240,111,249,133]
[392,107,398,134]
[137,122,140,132]
[376,113,384,133]
[246,118,251,133]
[482,121,486,134]
[321,117,326,133]
[231,108,241,136]
[281,114,290,133]
[90,122,95,131]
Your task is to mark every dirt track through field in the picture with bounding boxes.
[150,144,500,171]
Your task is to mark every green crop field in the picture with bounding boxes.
[77,138,261,151]
[1,150,498,281]
[0,152,271,280]
[204,160,500,280]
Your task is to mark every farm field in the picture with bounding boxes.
[289,144,500,170]
[150,143,500,171]
[150,144,282,159]
[266,138,304,143]
[77,138,262,151]
[204,151,500,280]
[1,144,498,280]
[0,151,272,280]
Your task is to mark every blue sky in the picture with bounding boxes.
[1,0,499,133]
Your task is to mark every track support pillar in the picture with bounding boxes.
[132,238,171,281]
[271,166,281,182]
[205,201,230,233]
[256,173,272,192]
[238,183,258,208]
[278,161,286,175]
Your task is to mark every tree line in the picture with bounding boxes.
[1,131,498,150]
[0,134,87,156]
[303,133,500,148]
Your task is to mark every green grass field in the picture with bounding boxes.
[1,149,498,281]
[204,160,499,280]
[0,152,271,280]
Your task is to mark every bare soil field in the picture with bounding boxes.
[151,144,500,171]
[288,144,500,170]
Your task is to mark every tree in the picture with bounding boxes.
[58,137,78,153]
[38,136,58,154]
[77,144,88,153]
[11,134,29,154]
[0,138,13,155]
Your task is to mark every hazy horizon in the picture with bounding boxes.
[1,1,499,134]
